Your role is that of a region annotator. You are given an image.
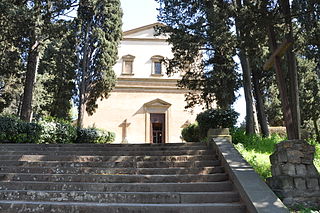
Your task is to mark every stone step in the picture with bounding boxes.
[0,166,224,175]
[0,173,228,183]
[0,190,240,203]
[0,142,204,145]
[0,154,217,162]
[0,181,234,192]
[0,149,213,156]
[0,143,247,212]
[0,200,246,213]
[0,160,221,168]
[0,142,205,148]
[0,145,207,152]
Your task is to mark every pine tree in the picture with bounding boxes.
[18,0,77,122]
[75,0,122,127]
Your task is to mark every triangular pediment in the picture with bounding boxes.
[144,98,171,108]
[123,23,167,40]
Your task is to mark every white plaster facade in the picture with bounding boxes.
[83,23,202,144]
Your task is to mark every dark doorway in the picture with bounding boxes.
[150,113,165,143]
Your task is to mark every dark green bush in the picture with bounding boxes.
[181,123,200,142]
[38,118,77,144]
[0,115,115,144]
[76,128,115,144]
[0,116,42,143]
[196,108,239,139]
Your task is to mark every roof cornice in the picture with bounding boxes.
[123,22,165,36]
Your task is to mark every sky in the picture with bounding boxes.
[120,0,246,125]
[121,0,159,31]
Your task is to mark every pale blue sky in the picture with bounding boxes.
[120,0,246,124]
[121,0,159,31]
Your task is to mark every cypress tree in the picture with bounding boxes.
[75,0,122,127]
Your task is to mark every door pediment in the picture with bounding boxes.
[144,99,171,109]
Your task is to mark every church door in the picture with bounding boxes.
[150,113,165,143]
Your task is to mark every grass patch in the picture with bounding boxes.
[231,128,320,212]
[231,129,320,180]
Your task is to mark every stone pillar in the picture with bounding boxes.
[207,128,231,141]
[267,140,320,208]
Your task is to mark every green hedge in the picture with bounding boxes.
[181,123,200,142]
[38,118,77,144]
[0,115,115,144]
[0,116,42,143]
[76,128,115,144]
[196,108,239,139]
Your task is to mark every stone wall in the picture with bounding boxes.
[267,140,320,209]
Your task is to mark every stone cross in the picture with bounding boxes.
[120,119,130,144]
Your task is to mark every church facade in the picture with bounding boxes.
[83,23,202,144]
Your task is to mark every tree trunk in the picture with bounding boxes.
[280,0,301,139]
[313,117,320,143]
[234,0,255,135]
[252,67,269,137]
[241,56,255,135]
[77,23,91,128]
[253,96,260,134]
[20,40,40,122]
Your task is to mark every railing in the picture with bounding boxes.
[207,129,289,213]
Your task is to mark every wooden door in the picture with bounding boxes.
[150,113,165,143]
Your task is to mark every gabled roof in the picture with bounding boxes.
[123,22,165,36]
[122,23,167,41]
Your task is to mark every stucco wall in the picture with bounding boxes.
[83,24,204,144]
[83,91,200,143]
[114,39,181,79]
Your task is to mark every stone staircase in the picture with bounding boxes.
[0,143,246,213]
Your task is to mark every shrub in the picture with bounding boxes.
[196,108,239,139]
[0,115,115,144]
[76,128,115,144]
[181,123,200,142]
[0,115,42,143]
[38,118,77,144]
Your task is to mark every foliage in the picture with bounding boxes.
[0,1,78,121]
[231,128,320,180]
[296,44,320,143]
[264,83,284,126]
[38,117,77,144]
[309,139,320,173]
[181,123,200,142]
[76,127,115,144]
[156,0,241,109]
[0,115,42,143]
[232,128,285,180]
[196,108,239,139]
[36,22,77,120]
[261,1,320,139]
[0,115,115,144]
[290,206,320,213]
[0,2,26,113]
[75,0,122,127]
